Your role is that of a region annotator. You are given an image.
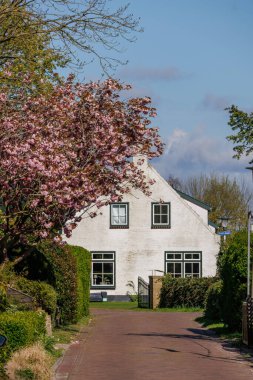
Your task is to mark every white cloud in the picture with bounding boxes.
[153,127,250,182]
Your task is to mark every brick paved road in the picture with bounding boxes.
[55,309,253,380]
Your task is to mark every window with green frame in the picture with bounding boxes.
[152,202,171,228]
[165,251,202,278]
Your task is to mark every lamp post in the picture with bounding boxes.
[217,216,230,244]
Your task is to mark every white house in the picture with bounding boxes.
[66,157,220,300]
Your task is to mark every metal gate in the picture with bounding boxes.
[242,297,253,346]
[138,276,150,308]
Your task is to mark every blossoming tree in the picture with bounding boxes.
[0,76,163,261]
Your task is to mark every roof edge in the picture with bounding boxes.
[175,189,211,211]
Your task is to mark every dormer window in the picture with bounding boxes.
[151,202,171,228]
[110,203,129,228]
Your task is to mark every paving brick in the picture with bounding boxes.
[55,309,253,380]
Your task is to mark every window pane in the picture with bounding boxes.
[185,253,193,260]
[154,205,160,214]
[103,253,114,259]
[175,254,182,260]
[93,263,102,273]
[161,214,168,224]
[154,215,160,224]
[93,254,103,260]
[167,254,174,260]
[119,216,126,224]
[161,205,168,214]
[185,263,192,274]
[103,262,113,273]
[102,274,113,285]
[93,274,102,285]
[175,263,182,275]
[119,206,126,216]
[193,263,200,274]
[193,253,200,259]
[167,263,174,273]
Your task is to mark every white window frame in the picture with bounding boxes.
[110,203,129,228]
[91,252,115,289]
[152,202,171,228]
[165,251,202,278]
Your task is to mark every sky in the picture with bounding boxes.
[69,0,253,185]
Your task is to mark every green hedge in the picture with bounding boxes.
[204,280,223,321]
[69,245,91,319]
[15,277,57,316]
[0,311,46,367]
[15,241,91,324]
[159,275,217,308]
[218,231,249,330]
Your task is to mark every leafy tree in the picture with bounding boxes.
[0,0,141,74]
[227,104,253,164]
[184,174,250,229]
[218,230,249,330]
[0,75,163,261]
[167,175,183,191]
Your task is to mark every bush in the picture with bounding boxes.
[0,284,9,311]
[204,280,223,321]
[5,342,52,380]
[15,241,91,324]
[159,275,217,308]
[218,230,249,330]
[69,245,91,319]
[15,277,57,316]
[0,311,46,368]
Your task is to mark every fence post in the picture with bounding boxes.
[149,276,163,309]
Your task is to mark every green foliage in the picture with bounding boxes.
[15,277,57,316]
[227,104,253,164]
[218,230,249,330]
[16,368,35,380]
[15,241,91,324]
[0,284,8,311]
[183,173,249,228]
[204,280,223,321]
[69,246,91,319]
[159,275,217,308]
[0,311,46,368]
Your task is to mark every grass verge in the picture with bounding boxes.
[90,301,203,312]
[196,315,242,346]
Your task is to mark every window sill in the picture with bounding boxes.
[91,286,116,290]
[151,225,170,229]
[110,225,129,229]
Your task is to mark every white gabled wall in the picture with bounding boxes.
[66,162,220,296]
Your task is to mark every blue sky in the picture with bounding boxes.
[70,0,253,183]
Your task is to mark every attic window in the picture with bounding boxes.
[151,203,171,229]
[110,203,129,229]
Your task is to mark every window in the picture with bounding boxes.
[91,252,115,288]
[165,252,201,278]
[110,203,129,228]
[152,203,170,228]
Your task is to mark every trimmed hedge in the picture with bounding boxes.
[204,280,223,321]
[15,241,91,324]
[159,275,217,308]
[69,245,91,320]
[15,277,57,316]
[0,311,46,367]
[218,230,249,330]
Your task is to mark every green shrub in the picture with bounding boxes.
[159,275,217,308]
[15,277,57,316]
[15,241,91,324]
[0,284,9,311]
[69,245,91,319]
[218,230,249,330]
[0,311,46,368]
[204,280,223,321]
